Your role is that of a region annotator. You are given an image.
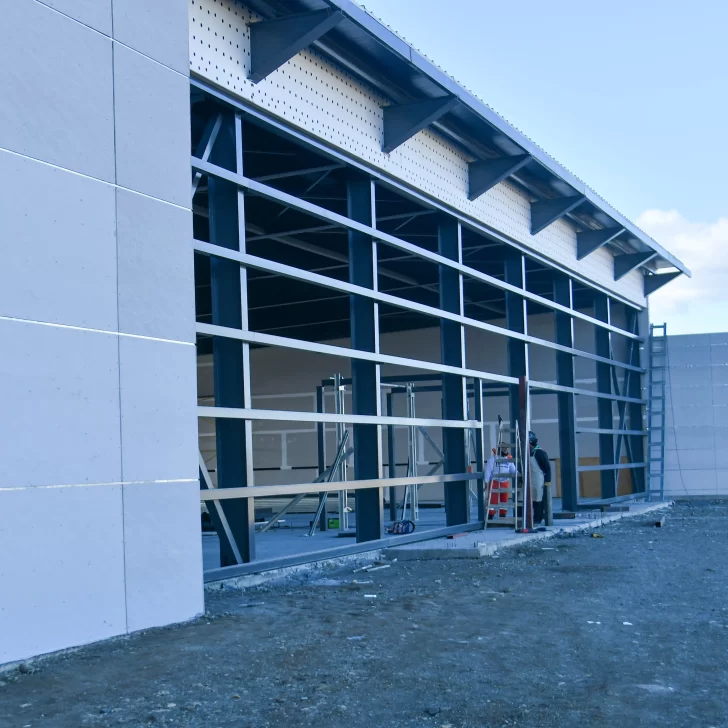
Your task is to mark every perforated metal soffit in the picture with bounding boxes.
[189,0,689,303]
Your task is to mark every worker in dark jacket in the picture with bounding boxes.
[529,431,551,526]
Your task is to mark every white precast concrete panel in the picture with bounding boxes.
[123,481,204,633]
[119,337,199,483]
[189,0,646,306]
[0,484,126,665]
[0,151,118,331]
[113,0,190,74]
[0,0,115,181]
[663,333,728,497]
[0,0,200,666]
[0,318,122,488]
[36,0,113,34]
[113,43,192,207]
[116,189,195,342]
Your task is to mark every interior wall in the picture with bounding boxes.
[0,0,202,665]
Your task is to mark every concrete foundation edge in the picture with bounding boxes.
[382,501,674,560]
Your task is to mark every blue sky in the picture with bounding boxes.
[359,0,728,334]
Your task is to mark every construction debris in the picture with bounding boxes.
[353,560,394,574]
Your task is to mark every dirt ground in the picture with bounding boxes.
[2,501,728,728]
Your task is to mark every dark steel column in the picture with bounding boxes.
[473,379,486,523]
[553,275,578,512]
[348,177,383,542]
[208,113,255,565]
[627,309,647,493]
[505,252,528,432]
[594,293,616,499]
[438,218,469,526]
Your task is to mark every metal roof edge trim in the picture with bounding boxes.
[324,0,690,277]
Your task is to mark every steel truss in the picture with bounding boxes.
[192,86,650,579]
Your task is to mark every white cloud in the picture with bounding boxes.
[635,210,728,335]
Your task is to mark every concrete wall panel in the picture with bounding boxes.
[666,406,708,429]
[712,406,728,427]
[37,0,112,34]
[711,346,728,365]
[123,481,203,633]
[710,367,728,386]
[664,469,715,495]
[0,484,126,664]
[113,0,189,74]
[668,348,711,367]
[0,151,117,330]
[116,189,194,342]
[119,337,198,483]
[0,0,198,668]
[665,448,715,471]
[663,334,728,496]
[113,44,191,206]
[0,319,121,488]
[0,1,114,181]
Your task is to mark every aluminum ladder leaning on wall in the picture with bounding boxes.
[647,323,668,501]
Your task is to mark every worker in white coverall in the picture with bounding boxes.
[485,446,516,518]
[529,430,552,526]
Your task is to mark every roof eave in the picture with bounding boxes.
[324,0,690,278]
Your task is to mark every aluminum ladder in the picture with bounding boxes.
[647,323,668,501]
[483,417,523,530]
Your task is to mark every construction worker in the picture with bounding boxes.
[485,445,516,518]
[529,431,551,526]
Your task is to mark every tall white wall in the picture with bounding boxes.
[664,333,728,497]
[0,0,202,665]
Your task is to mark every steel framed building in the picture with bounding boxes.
[0,0,687,664]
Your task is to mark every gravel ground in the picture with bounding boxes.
[2,501,728,728]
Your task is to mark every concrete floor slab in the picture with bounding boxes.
[383,501,672,560]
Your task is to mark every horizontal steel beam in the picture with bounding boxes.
[197,321,519,385]
[198,324,644,407]
[192,79,655,314]
[203,521,484,581]
[195,239,644,373]
[200,471,482,501]
[577,462,647,472]
[192,157,643,342]
[576,427,647,436]
[199,406,482,429]
[531,380,647,405]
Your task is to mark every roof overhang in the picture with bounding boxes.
[240,0,691,284]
